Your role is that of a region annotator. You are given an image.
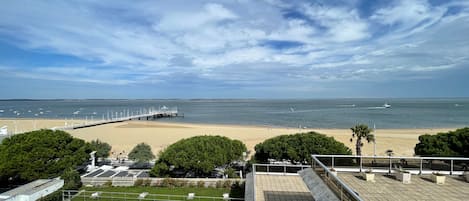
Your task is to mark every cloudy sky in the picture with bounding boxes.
[1,0,469,99]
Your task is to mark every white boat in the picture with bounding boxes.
[383,103,391,108]
[73,111,80,115]
[0,110,4,113]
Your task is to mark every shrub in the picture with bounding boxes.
[197,180,205,188]
[223,180,232,188]
[128,143,155,163]
[215,180,223,188]
[254,132,352,164]
[152,136,246,177]
[415,127,469,157]
[103,180,112,187]
[134,179,144,186]
[143,179,152,186]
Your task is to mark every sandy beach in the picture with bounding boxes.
[0,119,456,158]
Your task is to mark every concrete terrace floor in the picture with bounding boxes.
[255,174,314,201]
[339,173,469,201]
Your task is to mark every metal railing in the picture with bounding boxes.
[313,154,469,175]
[251,163,311,201]
[252,163,310,175]
[311,155,364,201]
[62,190,244,201]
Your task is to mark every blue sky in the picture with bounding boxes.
[1,0,469,99]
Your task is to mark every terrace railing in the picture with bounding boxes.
[311,155,364,201]
[312,154,469,175]
[252,163,311,175]
[62,190,244,201]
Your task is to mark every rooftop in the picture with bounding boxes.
[255,174,314,201]
[339,173,469,201]
[0,179,64,198]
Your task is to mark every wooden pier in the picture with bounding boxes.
[52,107,181,130]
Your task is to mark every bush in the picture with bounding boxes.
[222,180,232,188]
[128,143,155,163]
[152,136,247,177]
[415,127,469,157]
[89,139,112,160]
[215,180,223,188]
[38,190,62,201]
[254,132,352,164]
[161,178,177,187]
[103,180,112,187]
[61,168,82,190]
[134,179,144,186]
[197,180,205,188]
[143,179,152,186]
[229,181,245,198]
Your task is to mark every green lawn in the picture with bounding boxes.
[70,186,235,201]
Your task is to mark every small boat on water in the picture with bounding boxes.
[0,110,4,113]
[383,103,391,108]
[73,111,80,115]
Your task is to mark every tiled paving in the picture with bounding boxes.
[339,173,469,201]
[255,174,314,201]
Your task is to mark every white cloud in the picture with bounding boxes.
[0,0,468,89]
[302,4,370,42]
[155,3,237,31]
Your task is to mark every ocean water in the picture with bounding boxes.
[0,98,469,129]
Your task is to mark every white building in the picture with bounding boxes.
[0,179,64,201]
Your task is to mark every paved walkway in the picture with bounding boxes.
[255,174,314,201]
[339,173,469,201]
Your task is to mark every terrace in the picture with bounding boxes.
[311,155,469,201]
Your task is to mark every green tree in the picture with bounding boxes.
[61,168,82,190]
[254,132,351,164]
[128,143,155,163]
[89,139,112,161]
[0,129,90,186]
[415,127,469,157]
[350,124,374,156]
[151,135,247,177]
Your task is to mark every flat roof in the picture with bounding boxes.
[339,173,469,200]
[0,179,63,197]
[255,174,314,201]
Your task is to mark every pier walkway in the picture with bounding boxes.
[52,107,180,130]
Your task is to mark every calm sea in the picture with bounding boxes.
[0,98,468,129]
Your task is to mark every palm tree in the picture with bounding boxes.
[350,124,375,156]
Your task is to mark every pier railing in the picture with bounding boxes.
[52,107,179,130]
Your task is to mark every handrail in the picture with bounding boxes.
[313,154,469,175]
[62,190,244,200]
[311,155,364,201]
[313,154,469,161]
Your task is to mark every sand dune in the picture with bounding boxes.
[0,119,455,158]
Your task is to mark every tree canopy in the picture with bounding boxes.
[0,129,90,186]
[128,142,155,163]
[415,127,469,157]
[151,135,247,177]
[254,132,351,164]
[89,139,111,160]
